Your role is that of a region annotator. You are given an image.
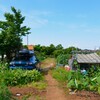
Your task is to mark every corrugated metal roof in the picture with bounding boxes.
[76,53,100,63]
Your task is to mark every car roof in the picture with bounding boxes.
[19,49,34,54]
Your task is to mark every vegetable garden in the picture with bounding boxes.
[52,67,100,94]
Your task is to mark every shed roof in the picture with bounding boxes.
[76,53,100,64]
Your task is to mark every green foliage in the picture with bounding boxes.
[31,81,47,90]
[0,82,12,100]
[56,54,71,65]
[53,49,64,57]
[34,44,78,59]
[0,7,30,61]
[56,44,63,50]
[2,69,43,86]
[34,44,41,52]
[96,50,100,56]
[52,67,100,94]
[52,68,69,82]
[0,61,9,70]
[0,62,43,86]
[35,51,46,61]
[64,46,78,54]
[35,44,56,57]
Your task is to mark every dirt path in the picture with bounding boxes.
[45,73,67,100]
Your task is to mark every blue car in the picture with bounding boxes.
[9,49,39,70]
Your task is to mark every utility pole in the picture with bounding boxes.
[27,34,29,46]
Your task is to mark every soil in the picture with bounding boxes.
[9,60,100,100]
[9,86,46,100]
[45,73,67,100]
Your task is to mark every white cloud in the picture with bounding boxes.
[65,23,87,30]
[24,17,48,29]
[28,10,51,16]
[23,10,52,19]
[23,10,50,29]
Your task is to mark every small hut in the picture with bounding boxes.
[69,53,100,70]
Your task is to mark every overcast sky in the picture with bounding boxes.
[0,0,100,49]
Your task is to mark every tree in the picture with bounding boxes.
[49,44,56,54]
[56,54,71,65]
[64,46,79,54]
[53,49,64,57]
[0,7,30,61]
[34,44,41,52]
[0,33,5,61]
[56,44,63,50]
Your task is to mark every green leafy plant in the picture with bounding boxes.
[52,67,100,94]
[3,69,43,86]
[0,62,43,86]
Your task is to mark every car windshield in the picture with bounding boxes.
[13,55,30,61]
[13,52,32,61]
[12,50,38,62]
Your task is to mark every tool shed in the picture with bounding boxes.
[75,53,100,70]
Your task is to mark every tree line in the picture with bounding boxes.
[34,44,78,57]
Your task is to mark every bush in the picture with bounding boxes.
[0,62,43,86]
[0,61,9,70]
[2,69,43,86]
[56,54,71,66]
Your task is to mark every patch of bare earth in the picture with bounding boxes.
[9,86,46,100]
[75,91,100,100]
[45,73,67,100]
[64,89,100,100]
